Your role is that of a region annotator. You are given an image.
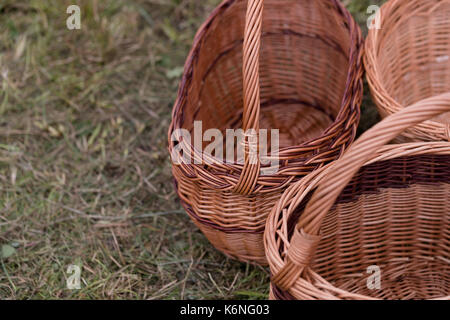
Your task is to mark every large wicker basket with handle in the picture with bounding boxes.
[365,0,450,142]
[265,92,450,299]
[169,0,363,265]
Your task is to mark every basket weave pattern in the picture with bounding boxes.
[169,0,363,264]
[365,0,450,142]
[265,93,450,299]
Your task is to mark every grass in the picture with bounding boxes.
[0,0,383,299]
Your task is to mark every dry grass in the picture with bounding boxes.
[0,0,382,299]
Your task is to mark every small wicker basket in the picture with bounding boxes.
[365,0,450,142]
[169,0,363,264]
[265,93,450,299]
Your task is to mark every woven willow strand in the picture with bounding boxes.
[233,0,263,195]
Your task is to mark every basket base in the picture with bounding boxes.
[226,101,334,150]
[192,219,267,266]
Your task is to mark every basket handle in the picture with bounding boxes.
[232,0,263,195]
[272,92,450,290]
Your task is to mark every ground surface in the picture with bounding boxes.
[0,0,382,299]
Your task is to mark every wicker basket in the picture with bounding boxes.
[365,0,450,142]
[265,93,450,299]
[169,0,363,265]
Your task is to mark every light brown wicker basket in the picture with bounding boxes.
[365,0,450,142]
[169,0,363,265]
[265,92,450,299]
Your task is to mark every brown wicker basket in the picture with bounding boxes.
[169,0,363,265]
[365,0,450,142]
[265,93,450,299]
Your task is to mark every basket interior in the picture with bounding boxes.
[285,155,450,299]
[180,0,352,152]
[376,1,450,125]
